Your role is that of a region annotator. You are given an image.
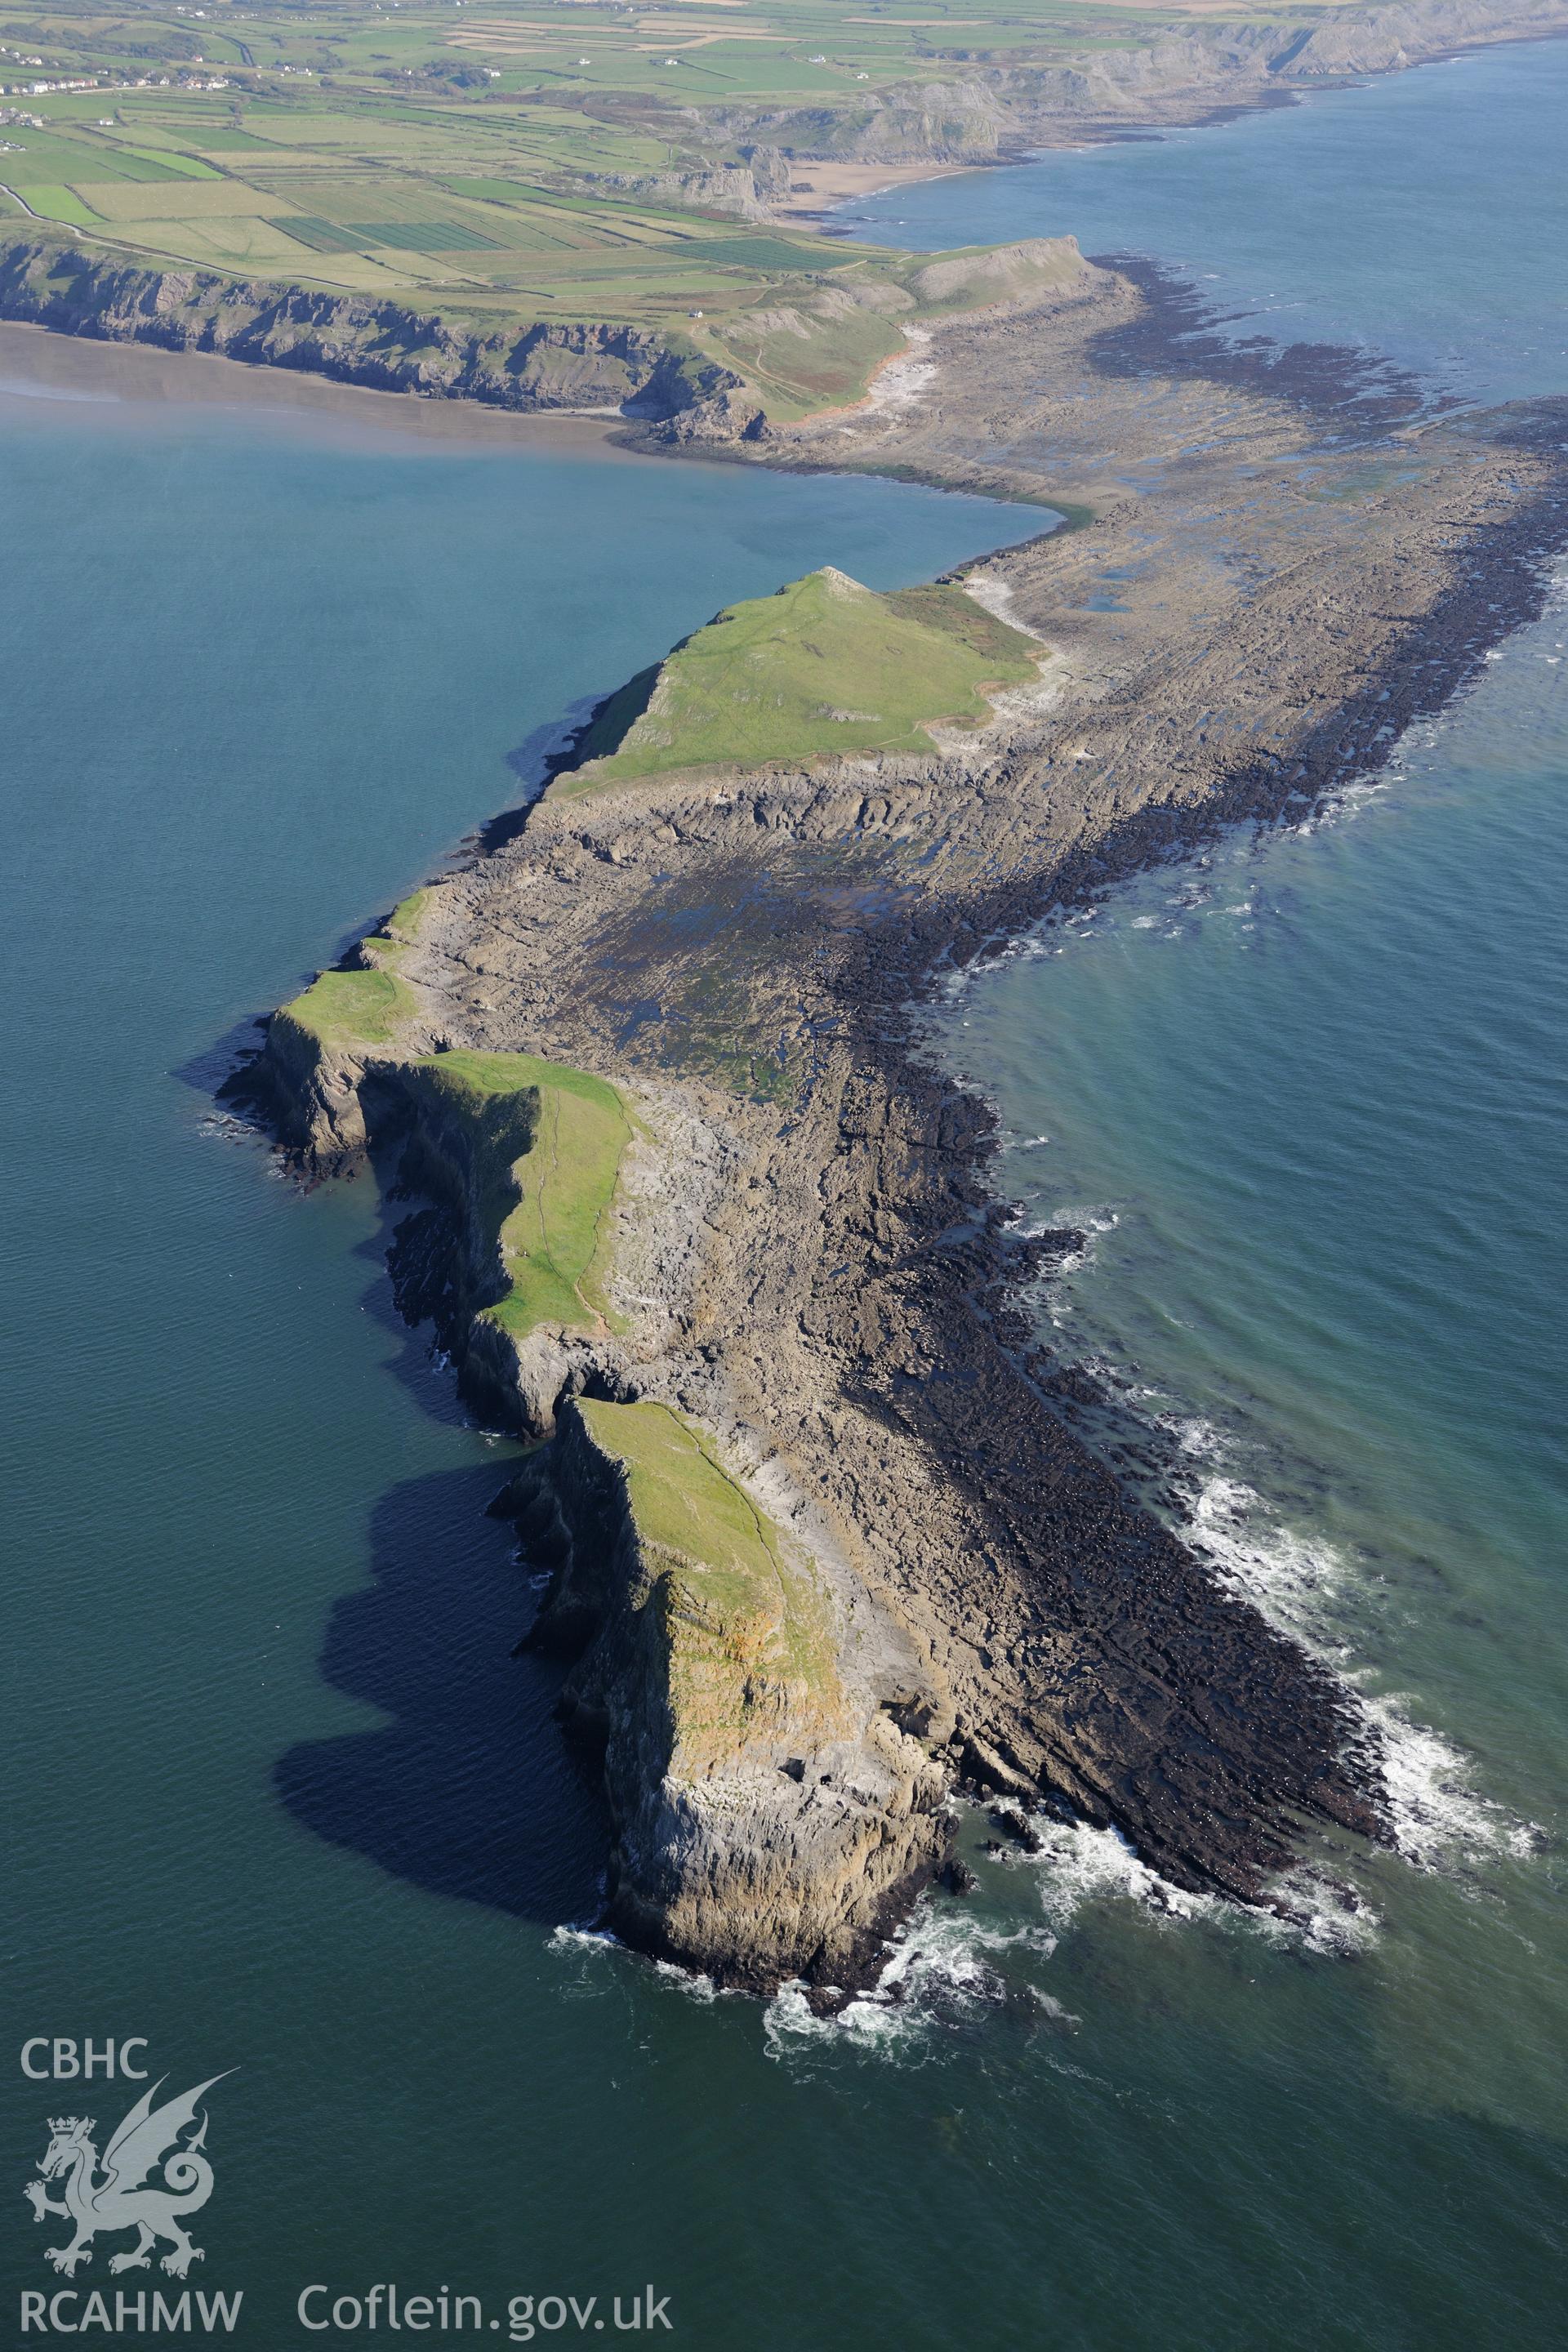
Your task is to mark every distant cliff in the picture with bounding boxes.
[0,236,762,437]
[699,0,1568,163]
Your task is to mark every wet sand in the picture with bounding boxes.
[0,319,638,458]
[772,158,971,224]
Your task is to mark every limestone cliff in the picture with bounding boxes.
[248,938,959,1991]
[576,145,792,224]
[0,237,756,434]
[242,904,639,1439]
[702,0,1568,164]
[512,1397,956,1992]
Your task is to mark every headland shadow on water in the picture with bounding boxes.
[274,1454,610,1927]
[274,1160,612,1925]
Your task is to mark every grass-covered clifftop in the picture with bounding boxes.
[268,893,628,1345]
[277,889,429,1049]
[556,565,1042,790]
[573,1396,841,1748]
[399,1051,629,1343]
[518,1392,951,1990]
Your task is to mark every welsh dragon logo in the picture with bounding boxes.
[24,2074,231,2279]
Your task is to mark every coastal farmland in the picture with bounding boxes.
[0,0,1326,413]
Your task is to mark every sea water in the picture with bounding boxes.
[840,34,1568,408]
[4,38,1567,2352]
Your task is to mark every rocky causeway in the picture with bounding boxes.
[219,207,1568,2002]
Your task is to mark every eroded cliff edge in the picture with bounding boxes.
[0,232,1096,442]
[0,238,759,434]
[249,898,960,1992]
[242,260,1568,1995]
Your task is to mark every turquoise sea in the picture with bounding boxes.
[4,35,1566,2352]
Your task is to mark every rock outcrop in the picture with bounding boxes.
[250,947,962,1989]
[510,1397,956,1991]
[578,144,792,222]
[239,247,1568,1996]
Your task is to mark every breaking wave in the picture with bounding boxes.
[763,1907,1062,2065]
[1174,1455,1535,1877]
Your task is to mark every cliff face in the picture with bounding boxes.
[578,144,792,222]
[247,966,960,1990]
[705,0,1568,161]
[379,1059,634,1440]
[248,918,963,1995]
[0,238,759,434]
[247,1005,640,1441]
[255,1005,392,1175]
[513,1398,956,1993]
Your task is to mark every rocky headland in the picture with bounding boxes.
[238,242,1568,1994]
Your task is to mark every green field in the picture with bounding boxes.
[0,0,1320,413]
[559,567,1041,787]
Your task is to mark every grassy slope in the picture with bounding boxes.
[278,887,428,1046]
[558,568,1041,789]
[576,1398,840,1737]
[406,1050,630,1340]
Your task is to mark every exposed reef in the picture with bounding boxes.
[240,244,1568,1995]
